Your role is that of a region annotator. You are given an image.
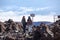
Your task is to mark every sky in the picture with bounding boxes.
[0,0,60,22]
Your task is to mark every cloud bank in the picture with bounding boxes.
[0,7,57,22]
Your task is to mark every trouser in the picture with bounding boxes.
[23,26,26,33]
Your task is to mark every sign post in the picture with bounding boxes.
[30,14,35,22]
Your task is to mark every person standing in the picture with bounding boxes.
[21,16,27,33]
[26,16,33,33]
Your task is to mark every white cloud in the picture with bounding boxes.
[1,6,50,13]
[40,7,49,10]
[36,7,49,11]
[0,7,56,22]
[0,10,55,22]
[49,12,57,15]
[33,15,54,22]
[0,10,29,22]
[18,7,49,12]
[0,11,16,16]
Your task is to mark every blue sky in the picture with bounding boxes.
[0,0,60,22]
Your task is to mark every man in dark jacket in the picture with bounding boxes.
[21,16,27,33]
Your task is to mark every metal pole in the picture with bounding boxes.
[54,15,55,22]
[32,17,33,22]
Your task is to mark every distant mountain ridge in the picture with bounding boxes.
[33,21,52,26]
[16,21,52,26]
